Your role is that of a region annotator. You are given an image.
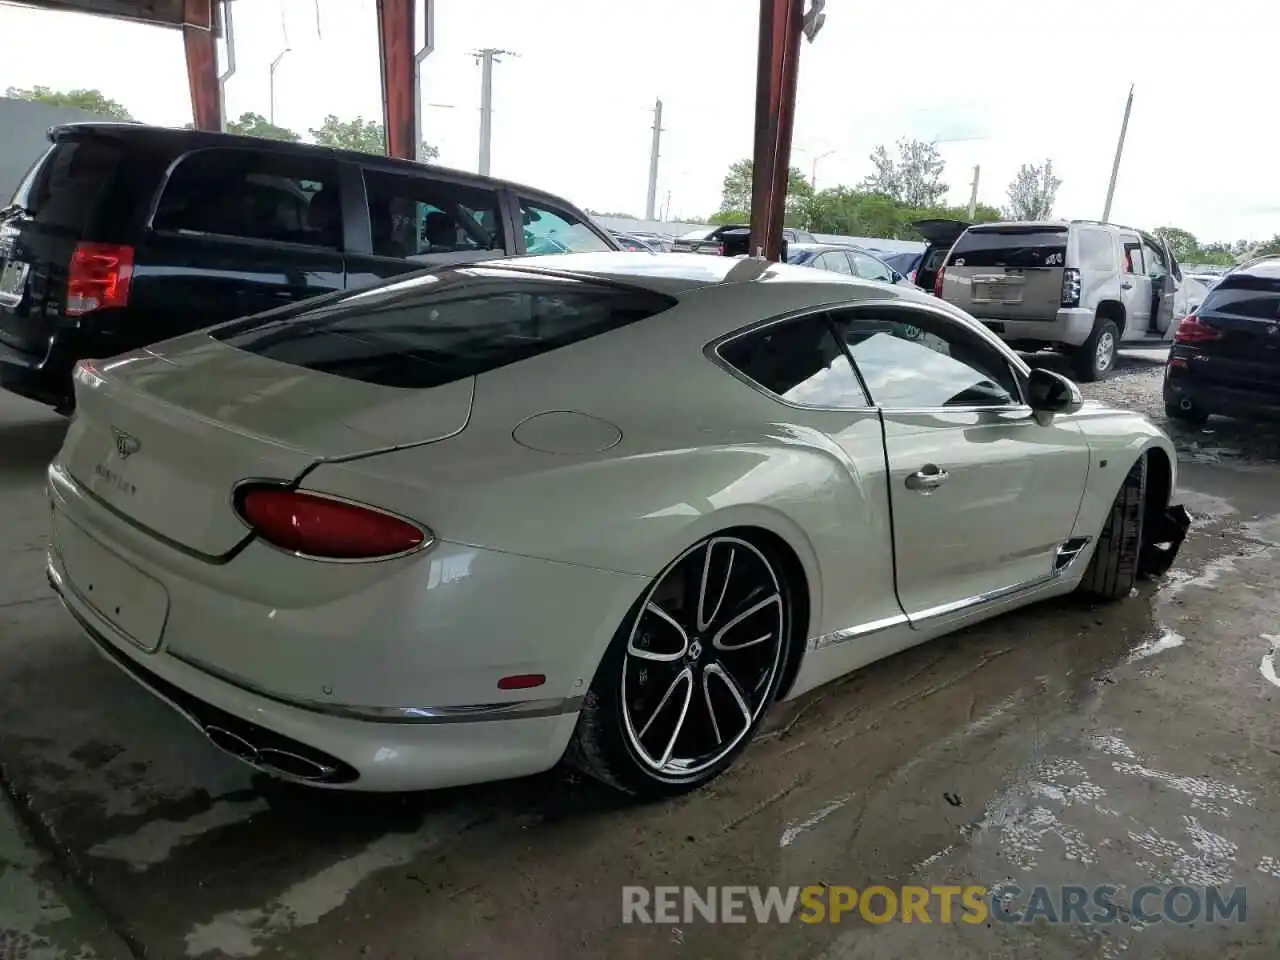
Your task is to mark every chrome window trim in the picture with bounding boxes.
[827,299,1032,410]
[705,295,1034,415]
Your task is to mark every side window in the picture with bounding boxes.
[153,148,341,249]
[817,252,853,275]
[519,199,611,254]
[363,169,504,259]
[1077,229,1116,271]
[1122,242,1145,275]
[717,314,867,408]
[829,306,1022,409]
[850,251,894,282]
[1142,242,1168,279]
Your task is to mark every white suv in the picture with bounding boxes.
[936,220,1193,380]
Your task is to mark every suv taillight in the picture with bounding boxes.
[234,485,430,560]
[1061,268,1081,307]
[933,265,945,297]
[1173,313,1223,345]
[66,242,134,316]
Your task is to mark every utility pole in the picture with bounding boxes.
[645,98,663,221]
[967,164,980,220]
[473,48,517,176]
[810,148,835,190]
[414,0,435,162]
[1102,83,1134,223]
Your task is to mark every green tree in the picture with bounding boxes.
[6,85,132,120]
[1254,234,1280,257]
[226,112,300,142]
[1004,160,1062,221]
[859,138,948,208]
[718,159,812,223]
[1152,227,1199,263]
[309,114,439,160]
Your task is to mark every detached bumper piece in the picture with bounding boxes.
[1139,504,1192,578]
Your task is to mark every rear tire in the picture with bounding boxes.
[1072,318,1120,382]
[1078,456,1147,601]
[1164,401,1209,425]
[567,532,798,799]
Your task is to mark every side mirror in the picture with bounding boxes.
[1027,367,1083,416]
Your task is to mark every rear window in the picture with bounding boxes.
[14,138,142,237]
[153,147,341,250]
[211,267,677,388]
[1201,273,1280,320]
[947,228,1068,269]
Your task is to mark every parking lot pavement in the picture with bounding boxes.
[2,370,1280,960]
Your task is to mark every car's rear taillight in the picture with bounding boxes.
[1173,313,1223,345]
[234,485,429,560]
[1061,268,1081,307]
[66,242,134,316]
[716,243,725,256]
[933,266,945,297]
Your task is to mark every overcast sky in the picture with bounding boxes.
[0,0,1271,243]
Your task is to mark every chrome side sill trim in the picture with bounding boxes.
[907,574,1054,625]
[167,650,585,725]
[808,613,910,650]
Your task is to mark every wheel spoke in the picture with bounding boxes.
[627,602,688,662]
[704,662,753,735]
[638,666,694,741]
[701,670,723,745]
[712,592,782,651]
[697,541,735,632]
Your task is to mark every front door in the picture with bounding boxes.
[1142,236,1179,333]
[826,303,1091,623]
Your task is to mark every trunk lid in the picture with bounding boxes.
[58,335,474,557]
[940,224,1068,321]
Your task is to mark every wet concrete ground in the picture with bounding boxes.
[3,349,1280,960]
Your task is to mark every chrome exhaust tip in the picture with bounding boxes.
[1180,397,1194,411]
[204,726,337,782]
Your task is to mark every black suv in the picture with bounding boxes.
[1164,255,1280,423]
[0,123,618,411]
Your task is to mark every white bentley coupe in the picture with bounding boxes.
[46,253,1187,798]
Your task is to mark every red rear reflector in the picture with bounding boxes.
[498,674,546,691]
[235,486,428,560]
[66,242,134,316]
[1173,314,1223,345]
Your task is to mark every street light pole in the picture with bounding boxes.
[268,47,290,126]
[1102,83,1135,224]
[810,148,835,189]
[645,98,664,220]
[473,48,518,176]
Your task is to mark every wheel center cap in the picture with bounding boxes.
[688,639,704,660]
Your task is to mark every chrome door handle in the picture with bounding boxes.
[1121,281,1133,290]
[905,465,949,492]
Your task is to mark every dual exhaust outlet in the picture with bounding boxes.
[203,724,339,783]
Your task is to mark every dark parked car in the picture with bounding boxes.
[1163,255,1280,424]
[0,122,619,412]
[786,242,909,285]
[672,224,815,255]
[877,250,924,283]
[610,231,658,252]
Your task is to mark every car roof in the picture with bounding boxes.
[1233,255,1280,278]
[48,121,575,203]
[488,251,898,297]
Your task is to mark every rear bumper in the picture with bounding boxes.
[1163,370,1280,420]
[969,307,1096,347]
[48,558,584,792]
[0,338,73,408]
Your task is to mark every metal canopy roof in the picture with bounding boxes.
[14,0,215,30]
